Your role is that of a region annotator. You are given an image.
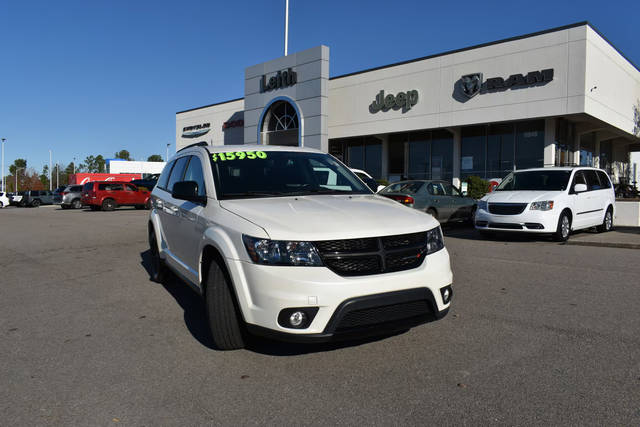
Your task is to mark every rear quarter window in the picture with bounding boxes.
[597,171,612,189]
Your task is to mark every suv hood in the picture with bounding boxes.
[220,195,439,241]
[484,190,563,203]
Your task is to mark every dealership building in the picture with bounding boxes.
[176,22,640,187]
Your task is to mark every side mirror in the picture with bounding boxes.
[172,181,206,205]
[574,183,588,193]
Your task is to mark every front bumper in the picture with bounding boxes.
[474,208,559,233]
[226,247,453,340]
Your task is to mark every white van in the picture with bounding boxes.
[474,167,615,241]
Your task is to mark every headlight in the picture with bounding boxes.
[426,227,444,255]
[242,235,323,266]
[530,201,554,211]
[477,200,488,211]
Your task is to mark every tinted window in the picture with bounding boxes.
[125,184,137,191]
[71,185,83,192]
[427,182,446,196]
[497,170,572,191]
[183,156,207,196]
[597,171,611,189]
[83,183,93,192]
[156,160,175,190]
[584,170,602,191]
[167,157,190,193]
[380,182,423,194]
[572,171,586,187]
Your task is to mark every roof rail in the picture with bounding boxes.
[176,141,209,153]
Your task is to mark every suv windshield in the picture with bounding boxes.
[209,150,371,199]
[496,170,572,191]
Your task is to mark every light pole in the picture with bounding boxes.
[1,138,5,193]
[166,143,170,161]
[49,150,52,191]
[73,157,76,174]
[15,167,24,192]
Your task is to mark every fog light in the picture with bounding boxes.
[440,286,453,304]
[289,311,306,327]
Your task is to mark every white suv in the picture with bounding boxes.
[474,167,615,241]
[148,144,453,350]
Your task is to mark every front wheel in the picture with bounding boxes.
[31,199,41,208]
[554,212,571,242]
[597,208,613,233]
[72,199,82,209]
[148,229,168,283]
[205,260,246,350]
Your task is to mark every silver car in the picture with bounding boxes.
[55,185,84,209]
[379,180,477,223]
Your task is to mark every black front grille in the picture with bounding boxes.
[335,299,432,332]
[314,231,428,277]
[488,203,527,215]
[489,222,523,229]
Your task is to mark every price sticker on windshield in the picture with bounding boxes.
[211,151,267,162]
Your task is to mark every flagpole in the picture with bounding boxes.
[284,0,289,56]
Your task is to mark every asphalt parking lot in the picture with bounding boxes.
[1,205,639,425]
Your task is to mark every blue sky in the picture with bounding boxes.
[1,0,638,173]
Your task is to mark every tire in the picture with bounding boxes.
[134,205,144,210]
[554,211,571,242]
[61,205,69,210]
[205,260,246,350]
[19,200,26,207]
[426,208,438,220]
[148,229,168,284]
[144,199,151,210]
[102,198,116,211]
[90,205,99,211]
[72,199,82,209]
[597,207,613,233]
[31,199,41,208]
[467,206,477,225]
[0,201,3,208]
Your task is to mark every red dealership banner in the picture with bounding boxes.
[69,173,142,185]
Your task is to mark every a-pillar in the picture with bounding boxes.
[449,127,461,188]
[544,118,556,167]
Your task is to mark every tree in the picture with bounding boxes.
[83,155,106,173]
[9,158,27,176]
[40,165,50,188]
[115,150,132,161]
[147,154,163,162]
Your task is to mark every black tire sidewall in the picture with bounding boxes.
[205,261,246,350]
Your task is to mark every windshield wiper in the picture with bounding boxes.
[222,191,282,199]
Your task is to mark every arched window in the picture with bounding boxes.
[260,100,299,146]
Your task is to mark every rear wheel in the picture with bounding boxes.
[554,211,571,242]
[597,207,613,233]
[102,198,116,211]
[205,260,246,350]
[31,199,41,207]
[72,199,82,209]
[148,229,168,283]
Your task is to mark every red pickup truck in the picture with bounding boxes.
[81,181,151,211]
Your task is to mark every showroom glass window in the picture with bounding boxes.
[461,126,486,179]
[487,124,514,178]
[600,141,612,174]
[580,134,595,166]
[515,120,544,170]
[340,136,383,179]
[431,130,453,181]
[388,133,406,176]
[408,131,430,180]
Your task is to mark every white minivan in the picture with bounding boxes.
[475,167,615,241]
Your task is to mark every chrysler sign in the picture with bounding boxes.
[458,68,554,99]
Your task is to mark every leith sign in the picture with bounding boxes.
[259,68,297,93]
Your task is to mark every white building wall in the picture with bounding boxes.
[176,99,244,150]
[108,161,166,175]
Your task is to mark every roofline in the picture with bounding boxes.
[176,21,639,114]
[176,97,243,115]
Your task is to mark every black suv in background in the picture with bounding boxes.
[19,190,55,207]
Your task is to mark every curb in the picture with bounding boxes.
[566,240,640,250]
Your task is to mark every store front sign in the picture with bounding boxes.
[260,68,297,92]
[182,123,210,138]
[369,90,419,113]
[458,69,554,99]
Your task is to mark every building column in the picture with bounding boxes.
[593,132,602,168]
[450,127,461,188]
[573,131,581,166]
[544,118,556,167]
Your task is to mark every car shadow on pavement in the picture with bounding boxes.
[442,223,558,243]
[139,249,409,355]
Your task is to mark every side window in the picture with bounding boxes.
[83,183,93,192]
[572,171,586,190]
[108,184,123,191]
[584,170,601,191]
[441,183,456,196]
[125,184,136,191]
[597,171,611,189]
[183,156,207,197]
[98,183,108,190]
[166,157,190,193]
[156,160,175,191]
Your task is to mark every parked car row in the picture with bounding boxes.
[3,177,157,211]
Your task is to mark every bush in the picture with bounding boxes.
[465,176,490,199]
[376,179,389,187]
